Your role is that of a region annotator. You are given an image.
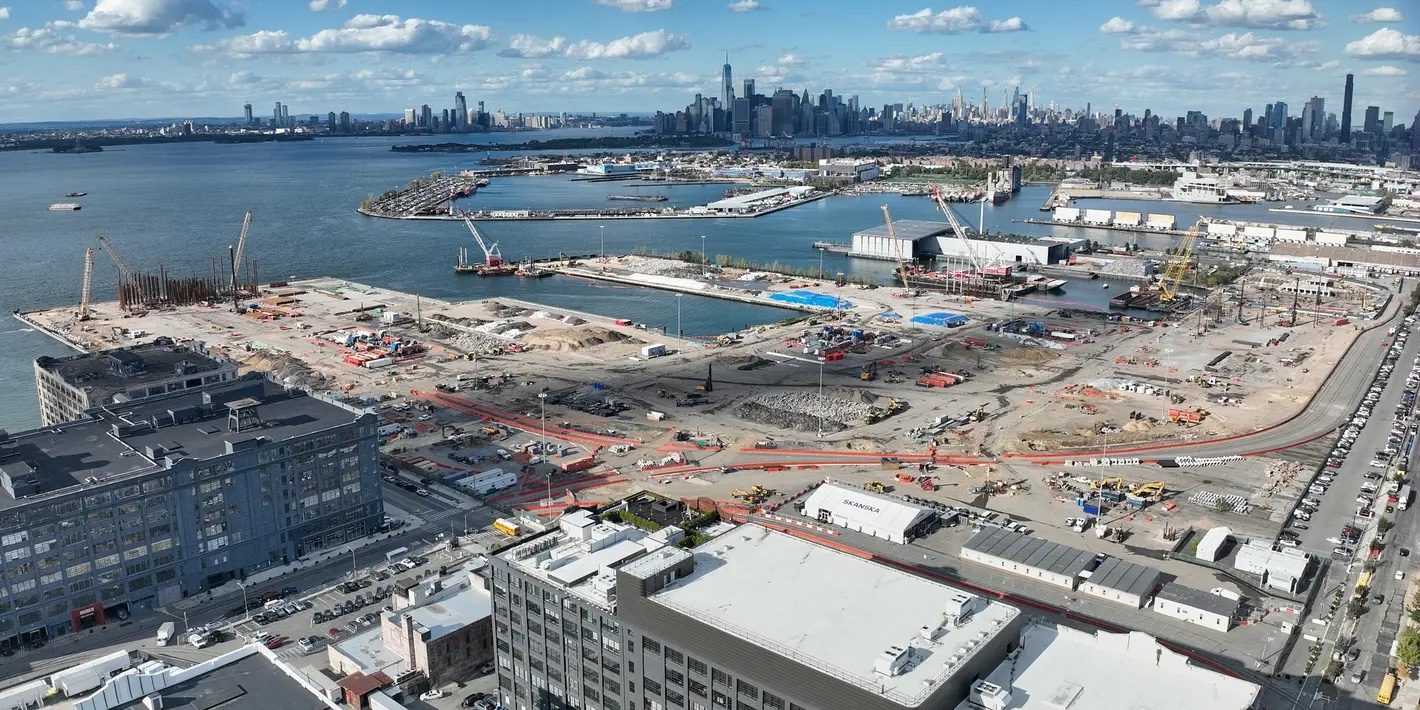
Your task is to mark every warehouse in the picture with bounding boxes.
[850,219,1069,265]
[1234,540,1312,594]
[1151,583,1237,631]
[799,480,934,543]
[1077,557,1164,608]
[1268,242,1420,276]
[454,467,518,496]
[960,527,1095,590]
[1196,526,1233,562]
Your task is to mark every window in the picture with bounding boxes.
[711,669,730,686]
[644,678,663,695]
[735,680,758,699]
[644,637,662,654]
[711,691,730,709]
[762,694,783,710]
[666,669,684,686]
[666,690,684,707]
[688,680,707,698]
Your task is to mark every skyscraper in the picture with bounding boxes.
[742,79,755,102]
[273,101,282,127]
[1341,74,1354,143]
[1242,108,1252,135]
[243,103,252,125]
[454,91,467,130]
[1364,105,1380,134]
[721,54,733,109]
[1271,101,1287,142]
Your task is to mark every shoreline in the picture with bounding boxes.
[357,189,834,222]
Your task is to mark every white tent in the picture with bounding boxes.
[800,480,932,543]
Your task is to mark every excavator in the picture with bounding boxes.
[864,481,888,493]
[1129,481,1167,499]
[1090,476,1126,491]
[731,485,772,504]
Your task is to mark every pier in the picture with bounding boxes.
[358,185,833,221]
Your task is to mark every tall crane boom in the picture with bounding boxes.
[96,234,144,306]
[880,205,914,292]
[232,210,253,276]
[78,248,94,320]
[1158,225,1199,302]
[461,216,503,267]
[929,185,986,273]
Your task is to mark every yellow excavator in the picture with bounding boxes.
[1129,481,1167,499]
[1090,476,1126,491]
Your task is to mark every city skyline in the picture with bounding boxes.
[0,0,1416,123]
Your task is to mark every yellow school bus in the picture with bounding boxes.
[1377,671,1397,705]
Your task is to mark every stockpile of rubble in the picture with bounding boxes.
[735,391,872,432]
[451,331,510,353]
[1096,256,1153,278]
[1254,459,1304,501]
[617,255,705,279]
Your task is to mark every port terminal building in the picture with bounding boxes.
[849,220,1072,266]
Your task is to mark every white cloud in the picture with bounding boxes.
[197,15,494,55]
[986,17,1027,32]
[887,6,1027,33]
[94,72,145,90]
[1352,7,1403,23]
[1099,16,1135,34]
[1362,64,1406,76]
[79,0,243,37]
[869,52,944,72]
[595,0,672,12]
[0,8,9,21]
[563,29,689,59]
[775,52,804,66]
[308,0,346,11]
[499,33,567,58]
[64,1,85,10]
[3,23,118,54]
[728,0,761,11]
[1149,0,1319,30]
[1345,27,1420,60]
[1114,26,1312,61]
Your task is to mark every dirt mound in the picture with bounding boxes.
[996,347,1062,365]
[522,326,641,352]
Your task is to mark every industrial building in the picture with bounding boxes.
[799,480,934,543]
[1195,527,1233,562]
[1151,583,1237,632]
[1234,541,1312,594]
[1267,242,1420,276]
[33,339,238,426]
[0,375,381,650]
[850,220,1070,266]
[959,527,1096,590]
[817,159,879,183]
[490,517,1024,710]
[1077,556,1163,608]
[704,186,816,214]
[956,623,1261,710]
[328,568,494,686]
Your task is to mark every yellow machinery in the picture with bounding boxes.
[864,481,887,493]
[1090,476,1125,491]
[732,485,772,504]
[1158,224,1199,302]
[1130,481,1167,499]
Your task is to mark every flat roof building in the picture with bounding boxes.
[799,479,934,543]
[1268,242,1420,275]
[381,569,494,685]
[33,339,238,426]
[1077,556,1164,608]
[1234,540,1312,594]
[956,622,1261,710]
[1197,526,1233,562]
[705,186,816,213]
[960,527,1096,590]
[491,519,1023,710]
[1152,582,1237,632]
[850,220,1070,266]
[0,375,381,651]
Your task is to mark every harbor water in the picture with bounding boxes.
[0,132,1355,431]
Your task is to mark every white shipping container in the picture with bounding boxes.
[365,357,394,369]
[640,344,668,358]
[1053,207,1081,222]
[0,680,47,710]
[1275,228,1307,242]
[51,651,131,697]
[1083,209,1112,224]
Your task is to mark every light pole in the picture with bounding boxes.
[700,235,707,277]
[539,393,551,505]
[817,247,824,280]
[675,293,683,340]
[236,580,250,622]
[463,510,475,536]
[817,358,825,437]
[348,545,357,580]
[599,225,605,261]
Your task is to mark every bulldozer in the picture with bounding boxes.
[731,484,772,504]
[860,361,879,381]
[864,481,888,493]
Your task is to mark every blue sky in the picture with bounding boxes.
[0,0,1416,123]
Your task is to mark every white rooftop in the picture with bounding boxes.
[800,480,933,542]
[649,524,1019,706]
[503,514,661,608]
[393,582,493,640]
[957,623,1260,710]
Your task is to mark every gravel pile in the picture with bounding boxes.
[735,391,872,432]
[1097,257,1154,278]
[618,255,704,279]
[452,332,509,353]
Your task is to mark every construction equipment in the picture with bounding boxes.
[458,216,512,275]
[1129,481,1167,499]
[918,476,938,491]
[77,247,94,321]
[1090,476,1125,491]
[929,184,999,273]
[731,485,772,504]
[864,481,887,493]
[96,234,143,308]
[1167,407,1208,424]
[860,361,878,381]
[232,209,253,278]
[895,472,916,484]
[1158,224,1199,302]
[866,398,907,424]
[880,205,915,292]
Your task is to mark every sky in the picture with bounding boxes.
[0,0,1416,124]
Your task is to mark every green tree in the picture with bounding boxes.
[1409,594,1420,624]
[1379,517,1395,535]
[1397,627,1420,668]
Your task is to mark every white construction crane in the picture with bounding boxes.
[232,210,253,277]
[96,234,144,307]
[879,205,914,292]
[929,184,986,273]
[461,216,504,268]
[78,248,94,321]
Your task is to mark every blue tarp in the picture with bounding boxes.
[910,312,970,327]
[768,290,851,310]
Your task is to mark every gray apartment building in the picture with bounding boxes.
[34,339,239,426]
[489,514,1022,710]
[0,374,382,651]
